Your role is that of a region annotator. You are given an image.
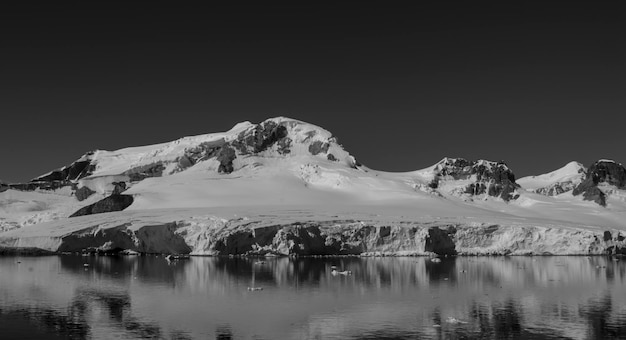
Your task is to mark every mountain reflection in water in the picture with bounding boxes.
[0,256,624,339]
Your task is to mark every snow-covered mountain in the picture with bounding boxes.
[1,117,625,255]
[4,117,527,215]
[518,160,626,207]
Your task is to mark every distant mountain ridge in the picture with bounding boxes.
[517,161,587,196]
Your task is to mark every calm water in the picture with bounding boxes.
[0,256,624,340]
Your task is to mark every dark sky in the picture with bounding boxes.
[1,2,624,182]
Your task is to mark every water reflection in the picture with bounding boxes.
[0,256,624,339]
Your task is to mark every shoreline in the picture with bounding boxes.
[1,248,624,258]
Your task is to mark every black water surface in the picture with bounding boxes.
[0,256,624,339]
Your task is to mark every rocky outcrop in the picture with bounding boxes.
[573,160,626,206]
[7,180,72,192]
[217,145,237,174]
[0,246,55,255]
[69,194,134,217]
[112,181,127,195]
[308,141,330,155]
[74,186,96,201]
[535,181,578,196]
[178,139,226,171]
[3,219,625,256]
[123,162,166,182]
[32,159,95,182]
[180,120,296,175]
[5,153,96,193]
[54,223,191,254]
[431,158,520,201]
[232,120,289,155]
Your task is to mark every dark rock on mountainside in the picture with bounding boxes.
[180,139,226,169]
[432,158,520,201]
[176,121,296,175]
[214,121,293,173]
[573,160,626,206]
[33,160,95,182]
[9,180,71,192]
[69,194,134,217]
[124,162,166,182]
[0,181,8,193]
[587,161,626,187]
[74,186,95,201]
[112,181,127,195]
[308,141,330,155]
[277,137,292,155]
[573,182,607,206]
[6,154,96,193]
[535,182,578,196]
[232,120,289,155]
[217,145,237,174]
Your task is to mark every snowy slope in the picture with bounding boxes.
[517,161,586,194]
[0,187,105,232]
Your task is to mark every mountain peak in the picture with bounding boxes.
[517,161,586,192]
[17,117,357,197]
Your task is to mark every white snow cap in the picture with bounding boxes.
[516,161,586,190]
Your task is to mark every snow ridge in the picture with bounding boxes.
[517,161,586,196]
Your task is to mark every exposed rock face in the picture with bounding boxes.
[573,160,626,206]
[0,181,8,193]
[69,195,134,218]
[54,223,191,254]
[124,162,166,182]
[196,223,475,256]
[74,186,96,201]
[0,246,55,255]
[6,154,96,193]
[178,139,226,171]
[308,141,330,155]
[277,137,292,155]
[7,180,73,191]
[431,158,520,201]
[32,159,95,182]
[232,120,289,155]
[587,160,626,187]
[4,219,625,256]
[217,145,237,174]
[181,121,297,175]
[112,181,127,195]
[535,181,578,196]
